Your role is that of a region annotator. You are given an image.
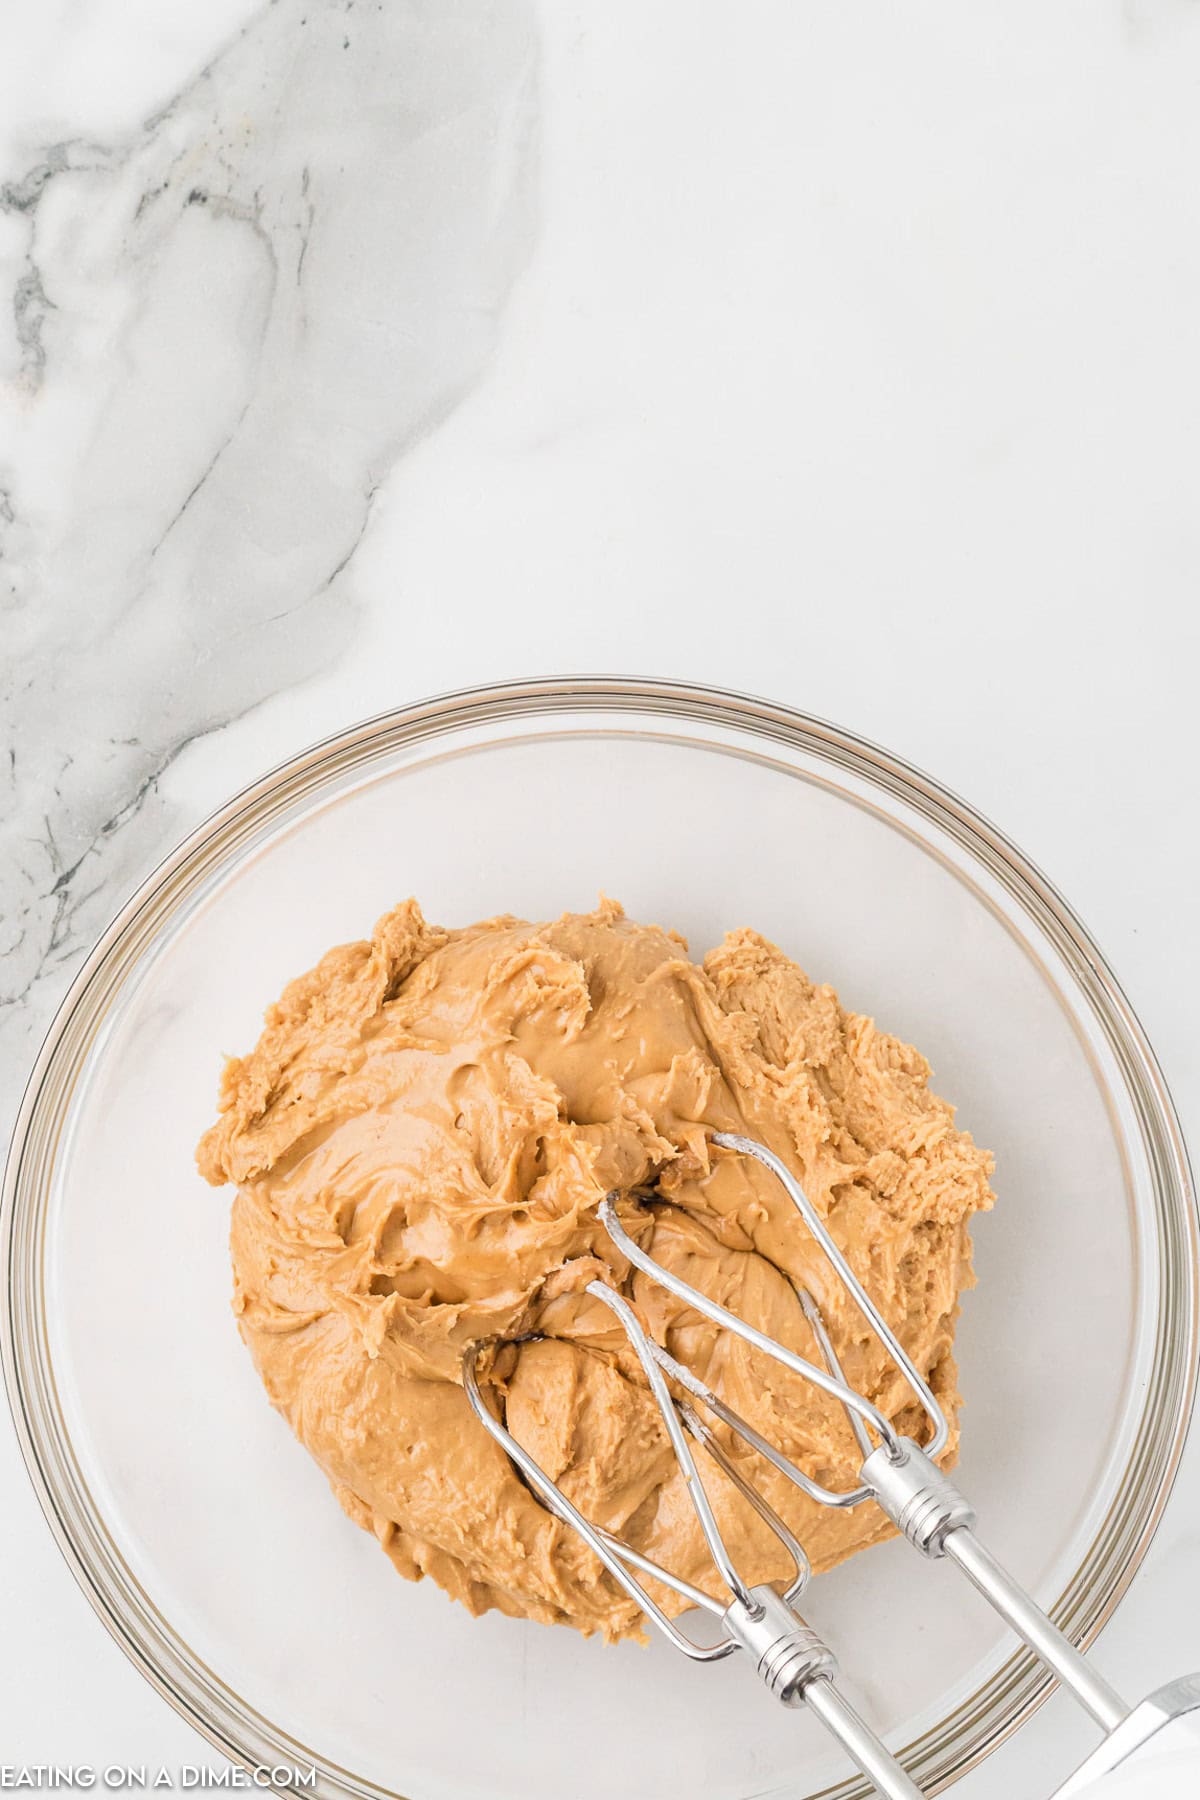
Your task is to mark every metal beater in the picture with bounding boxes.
[463,1132,1200,1798]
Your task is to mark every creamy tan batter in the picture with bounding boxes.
[197,900,993,1640]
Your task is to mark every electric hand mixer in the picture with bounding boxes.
[463,1133,1200,1799]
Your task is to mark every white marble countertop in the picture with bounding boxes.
[2,3,1198,1794]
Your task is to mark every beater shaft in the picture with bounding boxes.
[942,1530,1127,1732]
[803,1682,924,1800]
[847,1390,1131,1730]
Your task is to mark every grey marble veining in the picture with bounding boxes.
[0,0,538,1125]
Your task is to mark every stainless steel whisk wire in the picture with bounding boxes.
[461,1130,1191,1799]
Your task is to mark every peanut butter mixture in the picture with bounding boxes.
[197,900,993,1639]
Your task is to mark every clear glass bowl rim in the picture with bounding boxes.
[2,675,1196,1799]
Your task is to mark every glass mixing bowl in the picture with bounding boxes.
[3,678,1196,1799]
